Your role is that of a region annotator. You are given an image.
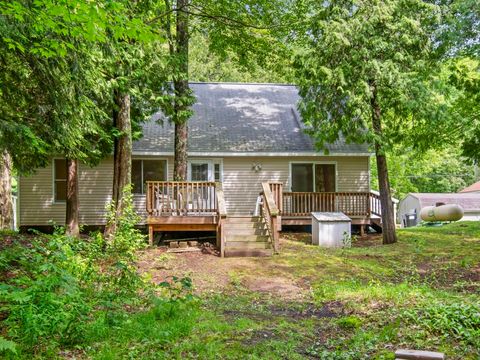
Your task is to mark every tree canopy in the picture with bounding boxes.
[288,0,465,243]
[0,0,167,172]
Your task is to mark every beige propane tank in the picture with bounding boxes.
[420,204,464,222]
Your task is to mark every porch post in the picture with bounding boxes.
[148,224,154,246]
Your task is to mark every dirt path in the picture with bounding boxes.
[137,246,307,300]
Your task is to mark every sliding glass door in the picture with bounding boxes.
[291,163,336,192]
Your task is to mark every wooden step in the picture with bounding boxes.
[224,216,262,223]
[221,216,273,257]
[224,248,273,258]
[225,235,269,242]
[223,222,265,229]
[224,228,266,236]
[225,241,270,249]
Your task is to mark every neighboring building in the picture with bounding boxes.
[459,181,480,193]
[19,83,383,255]
[398,193,480,227]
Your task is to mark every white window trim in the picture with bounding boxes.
[52,158,67,204]
[132,157,169,194]
[367,156,371,192]
[16,175,20,228]
[187,158,223,182]
[213,160,224,183]
[288,161,338,192]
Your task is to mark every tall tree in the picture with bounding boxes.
[103,2,170,236]
[437,0,479,58]
[1,1,111,235]
[159,0,288,180]
[0,151,13,230]
[161,0,194,181]
[1,0,167,235]
[293,0,451,244]
[104,91,132,237]
[436,0,480,163]
[189,32,292,83]
[65,159,80,236]
[173,0,190,180]
[370,146,476,199]
[447,59,480,163]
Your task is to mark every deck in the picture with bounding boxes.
[145,181,386,256]
[266,183,383,228]
[145,181,226,247]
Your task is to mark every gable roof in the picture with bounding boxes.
[407,193,480,211]
[133,83,370,155]
[459,181,480,193]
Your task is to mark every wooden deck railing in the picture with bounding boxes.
[216,183,227,257]
[260,182,280,253]
[369,191,382,217]
[282,191,382,218]
[268,182,283,213]
[146,181,219,216]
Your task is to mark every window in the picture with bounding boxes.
[291,163,314,192]
[54,159,67,202]
[131,160,167,194]
[187,160,222,182]
[291,163,336,192]
[214,163,221,182]
[191,163,209,181]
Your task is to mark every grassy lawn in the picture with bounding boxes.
[1,222,479,359]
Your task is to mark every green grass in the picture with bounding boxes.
[2,222,479,359]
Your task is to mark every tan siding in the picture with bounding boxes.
[221,156,370,215]
[20,159,114,226]
[20,155,369,225]
[78,159,114,224]
[20,156,173,226]
[19,162,66,226]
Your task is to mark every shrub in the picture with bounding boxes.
[0,187,160,356]
[104,188,146,260]
[337,315,363,330]
[0,234,93,347]
[403,302,480,347]
[99,188,148,302]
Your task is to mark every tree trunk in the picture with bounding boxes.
[174,122,188,180]
[65,158,80,237]
[0,150,13,230]
[104,91,132,238]
[370,81,397,244]
[173,0,190,181]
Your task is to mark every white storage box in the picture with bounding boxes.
[311,212,352,248]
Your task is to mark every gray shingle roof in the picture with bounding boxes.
[133,83,370,154]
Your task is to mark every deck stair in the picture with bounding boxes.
[370,216,383,233]
[222,216,273,257]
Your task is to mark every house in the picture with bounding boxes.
[19,82,381,256]
[459,181,480,193]
[398,193,480,227]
